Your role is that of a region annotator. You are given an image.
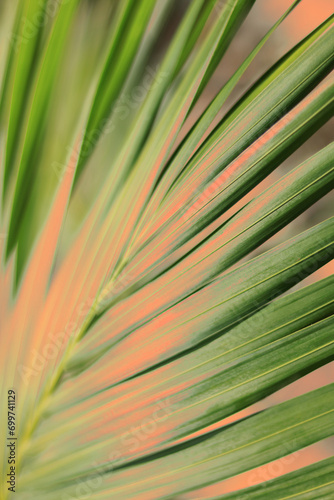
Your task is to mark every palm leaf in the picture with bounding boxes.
[0,1,333,499]
[225,456,334,499]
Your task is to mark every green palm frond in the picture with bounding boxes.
[0,1,333,499]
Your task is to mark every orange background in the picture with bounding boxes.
[264,0,334,41]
